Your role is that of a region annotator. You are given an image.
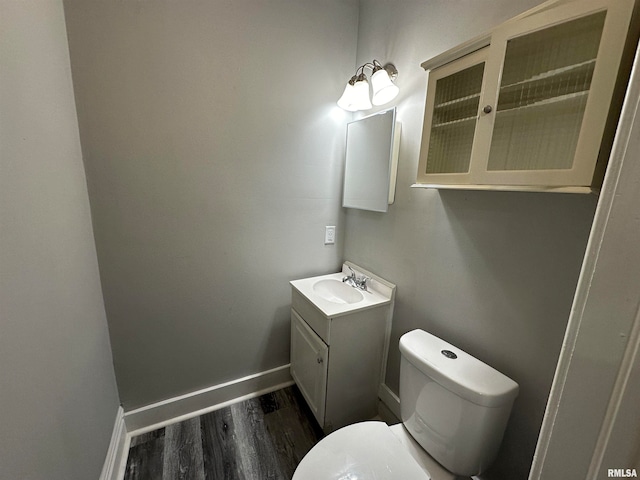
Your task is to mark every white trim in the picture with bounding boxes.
[123,364,293,434]
[587,306,640,476]
[99,406,127,480]
[378,383,401,421]
[529,42,640,480]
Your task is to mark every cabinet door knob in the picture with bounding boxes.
[317,357,323,364]
[482,105,493,114]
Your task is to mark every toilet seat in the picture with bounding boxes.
[292,421,430,480]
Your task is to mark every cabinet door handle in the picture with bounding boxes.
[317,357,323,364]
[482,105,493,114]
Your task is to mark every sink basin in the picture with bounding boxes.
[312,279,364,304]
[291,263,395,318]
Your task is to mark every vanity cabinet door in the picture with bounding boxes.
[417,48,488,184]
[290,309,328,426]
[473,0,632,187]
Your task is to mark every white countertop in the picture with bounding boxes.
[290,265,394,318]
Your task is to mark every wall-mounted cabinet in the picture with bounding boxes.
[343,108,401,212]
[416,0,637,193]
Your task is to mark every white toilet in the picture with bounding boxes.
[292,329,519,479]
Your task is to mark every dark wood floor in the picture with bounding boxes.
[124,386,324,480]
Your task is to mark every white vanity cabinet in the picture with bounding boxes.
[416,0,637,192]
[289,264,395,433]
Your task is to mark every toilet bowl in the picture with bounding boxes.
[292,329,519,479]
[293,421,456,480]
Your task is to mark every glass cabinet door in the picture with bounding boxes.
[474,0,634,186]
[417,48,487,184]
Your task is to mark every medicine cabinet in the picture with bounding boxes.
[343,108,401,212]
[416,0,637,193]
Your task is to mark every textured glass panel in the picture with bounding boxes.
[426,62,484,174]
[487,11,606,171]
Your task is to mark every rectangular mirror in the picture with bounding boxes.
[343,108,401,212]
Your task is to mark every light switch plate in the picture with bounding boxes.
[324,226,336,245]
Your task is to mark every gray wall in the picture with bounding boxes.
[346,1,598,479]
[0,1,120,478]
[63,0,359,409]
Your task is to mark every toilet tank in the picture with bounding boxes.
[399,329,518,477]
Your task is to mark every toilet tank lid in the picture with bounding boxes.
[399,330,519,407]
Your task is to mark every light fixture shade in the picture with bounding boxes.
[353,77,372,111]
[337,82,358,111]
[371,68,399,106]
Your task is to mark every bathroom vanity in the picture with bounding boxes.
[290,263,395,433]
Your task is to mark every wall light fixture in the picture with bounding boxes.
[337,60,399,112]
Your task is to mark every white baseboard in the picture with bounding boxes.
[124,364,294,435]
[100,406,127,480]
[378,383,401,420]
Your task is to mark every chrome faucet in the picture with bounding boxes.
[342,266,370,291]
